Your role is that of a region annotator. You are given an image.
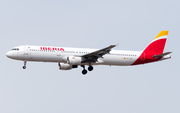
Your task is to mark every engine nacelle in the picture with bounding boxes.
[59,63,72,70]
[67,56,82,65]
[59,63,78,70]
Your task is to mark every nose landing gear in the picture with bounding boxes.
[22,61,27,69]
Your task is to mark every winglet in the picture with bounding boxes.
[116,43,119,47]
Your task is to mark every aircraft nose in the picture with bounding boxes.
[6,51,12,58]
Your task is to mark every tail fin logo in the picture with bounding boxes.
[153,30,169,41]
[132,30,169,65]
[145,30,169,55]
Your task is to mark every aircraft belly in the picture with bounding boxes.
[102,55,137,66]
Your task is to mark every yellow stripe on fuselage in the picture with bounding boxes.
[153,30,169,40]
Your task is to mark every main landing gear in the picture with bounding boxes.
[23,61,27,69]
[88,66,93,71]
[81,65,94,75]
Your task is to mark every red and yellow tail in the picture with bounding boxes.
[144,30,168,55]
[132,31,169,65]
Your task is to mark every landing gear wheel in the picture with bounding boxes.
[82,69,87,75]
[88,66,93,71]
[23,66,26,69]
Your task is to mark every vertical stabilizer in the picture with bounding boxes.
[132,31,169,65]
[144,30,168,55]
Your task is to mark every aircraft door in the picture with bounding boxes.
[24,45,29,55]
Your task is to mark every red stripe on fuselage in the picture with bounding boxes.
[132,38,166,65]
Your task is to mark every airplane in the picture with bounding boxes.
[6,30,171,75]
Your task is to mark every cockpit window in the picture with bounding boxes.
[12,48,19,51]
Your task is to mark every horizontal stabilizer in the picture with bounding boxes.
[153,52,172,59]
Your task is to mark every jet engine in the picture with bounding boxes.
[67,56,82,65]
[59,63,78,70]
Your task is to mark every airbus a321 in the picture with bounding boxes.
[6,31,171,75]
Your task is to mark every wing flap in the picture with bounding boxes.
[81,45,116,63]
[82,45,116,58]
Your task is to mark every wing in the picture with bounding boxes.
[80,45,116,63]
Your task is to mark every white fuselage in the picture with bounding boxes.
[6,45,142,66]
